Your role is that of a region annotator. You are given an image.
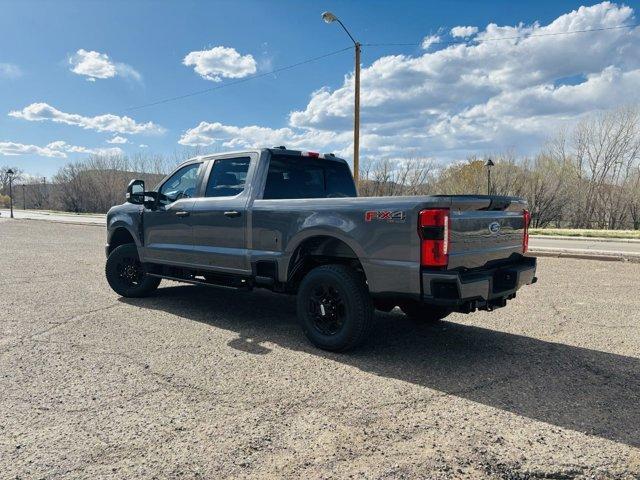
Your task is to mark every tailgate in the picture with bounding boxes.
[446,196,527,269]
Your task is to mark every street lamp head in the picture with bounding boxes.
[7,168,14,176]
[321,11,337,23]
[484,158,495,168]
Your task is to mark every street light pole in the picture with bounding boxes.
[484,158,494,195]
[7,168,14,218]
[321,11,361,185]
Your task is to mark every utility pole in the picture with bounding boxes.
[7,169,15,218]
[322,11,361,186]
[22,184,26,210]
[354,42,360,185]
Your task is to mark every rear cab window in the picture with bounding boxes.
[263,155,356,199]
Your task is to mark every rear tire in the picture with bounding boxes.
[105,244,160,297]
[296,264,373,352]
[400,302,450,322]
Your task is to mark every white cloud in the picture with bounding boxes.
[178,121,348,151]
[107,135,128,144]
[179,3,640,167]
[183,46,257,82]
[94,147,124,156]
[46,141,123,156]
[113,63,142,83]
[139,144,149,148]
[0,63,22,79]
[46,141,92,154]
[421,35,441,50]
[0,141,66,158]
[69,49,142,82]
[9,103,165,135]
[450,26,479,38]
[69,49,115,79]
[0,139,124,159]
[279,2,640,163]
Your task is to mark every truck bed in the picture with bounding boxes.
[250,194,529,296]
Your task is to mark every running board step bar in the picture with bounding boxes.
[147,273,252,290]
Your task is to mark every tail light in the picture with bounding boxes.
[419,208,449,267]
[523,209,531,253]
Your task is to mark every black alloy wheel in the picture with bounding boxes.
[297,264,373,352]
[105,244,160,297]
[308,282,347,336]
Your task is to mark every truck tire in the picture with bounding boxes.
[400,302,450,323]
[297,264,373,352]
[105,244,160,297]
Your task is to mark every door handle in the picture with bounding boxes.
[175,211,190,217]
[224,210,241,218]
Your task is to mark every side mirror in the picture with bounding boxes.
[126,179,145,204]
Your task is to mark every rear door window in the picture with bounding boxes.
[263,155,356,199]
[205,157,251,197]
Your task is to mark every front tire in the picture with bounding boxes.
[105,244,160,297]
[296,264,373,352]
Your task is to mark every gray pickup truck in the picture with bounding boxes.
[106,147,536,351]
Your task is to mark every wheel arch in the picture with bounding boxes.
[284,232,368,291]
[107,225,139,255]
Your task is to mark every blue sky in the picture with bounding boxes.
[1,0,639,177]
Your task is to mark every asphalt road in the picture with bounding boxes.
[1,219,639,479]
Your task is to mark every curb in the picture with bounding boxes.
[531,235,640,244]
[2,217,104,227]
[530,247,640,263]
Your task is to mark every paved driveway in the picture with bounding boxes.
[1,220,638,478]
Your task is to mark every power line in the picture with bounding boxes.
[363,23,639,47]
[125,46,352,112]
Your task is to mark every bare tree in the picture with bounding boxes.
[51,153,166,213]
[25,178,50,209]
[0,165,23,195]
[571,106,640,228]
[10,107,640,228]
[434,158,485,195]
[360,158,435,196]
[625,168,640,230]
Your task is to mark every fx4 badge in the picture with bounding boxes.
[365,210,406,223]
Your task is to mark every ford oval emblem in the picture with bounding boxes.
[488,222,501,234]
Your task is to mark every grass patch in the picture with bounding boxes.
[530,228,640,239]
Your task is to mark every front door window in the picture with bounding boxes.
[158,163,201,204]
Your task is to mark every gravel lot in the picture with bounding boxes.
[1,219,639,479]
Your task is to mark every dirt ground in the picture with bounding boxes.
[1,219,639,479]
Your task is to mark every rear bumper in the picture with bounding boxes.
[421,256,537,312]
